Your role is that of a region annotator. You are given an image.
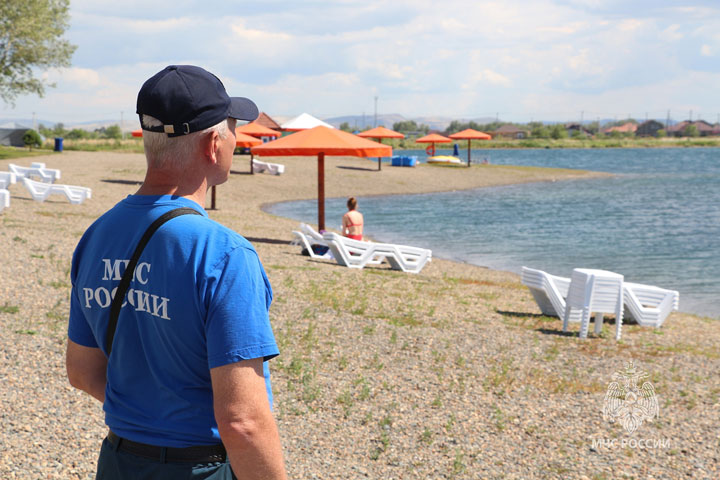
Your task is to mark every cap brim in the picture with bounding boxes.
[229,97,259,122]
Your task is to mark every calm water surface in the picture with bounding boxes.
[267,148,720,319]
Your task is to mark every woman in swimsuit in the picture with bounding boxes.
[342,197,364,240]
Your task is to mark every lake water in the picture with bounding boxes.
[267,147,720,319]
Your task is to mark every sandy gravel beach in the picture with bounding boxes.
[1,151,718,479]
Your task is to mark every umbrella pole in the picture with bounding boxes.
[318,152,325,232]
[378,138,382,171]
[250,153,254,175]
[467,139,471,167]
[210,185,217,210]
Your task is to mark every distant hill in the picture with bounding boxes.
[0,118,42,129]
[322,114,406,131]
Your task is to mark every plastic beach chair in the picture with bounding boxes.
[21,177,92,204]
[562,268,624,340]
[8,162,61,183]
[623,282,679,328]
[521,266,573,319]
[252,159,285,175]
[291,223,331,259]
[0,171,17,190]
[0,188,9,213]
[322,232,432,273]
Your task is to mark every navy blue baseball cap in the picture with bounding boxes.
[137,65,258,137]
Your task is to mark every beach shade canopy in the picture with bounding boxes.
[131,129,143,137]
[281,113,334,131]
[236,122,280,139]
[356,126,405,171]
[235,132,263,148]
[416,133,452,156]
[356,126,405,140]
[252,126,392,230]
[449,128,492,166]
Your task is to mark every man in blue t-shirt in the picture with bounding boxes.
[66,65,287,480]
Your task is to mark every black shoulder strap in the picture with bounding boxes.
[105,207,202,355]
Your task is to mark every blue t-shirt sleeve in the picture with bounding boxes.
[68,283,100,348]
[204,245,278,369]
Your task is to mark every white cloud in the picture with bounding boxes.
[662,24,684,41]
[55,67,103,89]
[231,21,293,43]
[463,69,512,90]
[4,0,720,124]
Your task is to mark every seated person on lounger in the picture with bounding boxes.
[342,197,364,240]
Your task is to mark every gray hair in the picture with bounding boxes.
[141,115,230,169]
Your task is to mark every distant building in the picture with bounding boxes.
[602,122,637,135]
[636,120,665,137]
[666,120,718,137]
[254,112,282,131]
[491,124,528,139]
[565,123,592,137]
[0,128,29,147]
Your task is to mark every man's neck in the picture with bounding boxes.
[136,168,208,207]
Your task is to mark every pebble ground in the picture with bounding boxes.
[1,151,717,479]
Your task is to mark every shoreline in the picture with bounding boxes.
[1,151,718,479]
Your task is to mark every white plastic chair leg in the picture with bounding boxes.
[594,313,604,335]
[579,307,592,339]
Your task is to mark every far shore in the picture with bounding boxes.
[2,133,717,158]
[1,151,717,479]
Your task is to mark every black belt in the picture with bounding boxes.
[107,430,227,463]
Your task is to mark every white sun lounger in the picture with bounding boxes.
[9,162,61,183]
[252,159,285,175]
[623,282,679,328]
[522,266,678,334]
[291,223,331,259]
[0,188,9,213]
[292,223,385,264]
[0,171,17,190]
[21,177,92,204]
[521,266,574,319]
[322,232,431,273]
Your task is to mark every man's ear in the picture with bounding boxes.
[203,130,221,165]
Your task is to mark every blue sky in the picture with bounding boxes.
[3,0,720,126]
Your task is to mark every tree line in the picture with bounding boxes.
[340,117,704,139]
[36,123,124,140]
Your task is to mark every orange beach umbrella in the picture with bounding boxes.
[449,129,491,167]
[235,132,263,148]
[415,133,452,157]
[357,126,405,171]
[236,122,280,139]
[131,129,143,137]
[252,126,392,231]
